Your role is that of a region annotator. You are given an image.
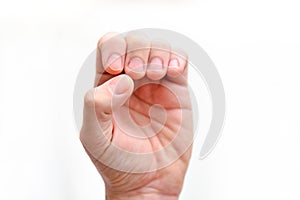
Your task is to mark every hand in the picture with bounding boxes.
[80,32,193,200]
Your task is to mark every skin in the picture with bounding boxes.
[80,32,194,200]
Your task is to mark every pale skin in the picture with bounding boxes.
[80,31,194,200]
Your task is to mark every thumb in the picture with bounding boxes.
[83,74,134,124]
[94,74,134,121]
[80,74,133,152]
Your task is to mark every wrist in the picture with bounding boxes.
[106,189,179,200]
[106,194,179,200]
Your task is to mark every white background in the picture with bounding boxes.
[1,0,300,199]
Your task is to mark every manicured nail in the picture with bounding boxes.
[149,57,163,71]
[107,54,122,71]
[169,58,180,68]
[128,57,144,73]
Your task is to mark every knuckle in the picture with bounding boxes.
[97,32,120,50]
[172,47,188,60]
[84,89,95,108]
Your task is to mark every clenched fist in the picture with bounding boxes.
[80,31,193,200]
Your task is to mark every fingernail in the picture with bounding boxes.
[128,57,144,73]
[114,75,133,95]
[107,54,122,71]
[169,58,179,68]
[149,57,163,71]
